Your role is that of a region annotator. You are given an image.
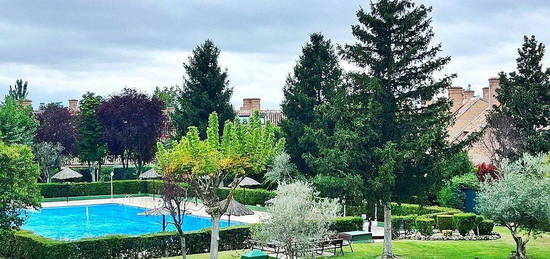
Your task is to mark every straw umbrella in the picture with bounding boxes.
[51,167,83,181]
[138,207,171,231]
[238,177,261,204]
[139,168,161,179]
[219,198,254,225]
[51,168,83,202]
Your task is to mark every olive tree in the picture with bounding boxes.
[476,153,550,259]
[252,181,340,259]
[156,111,283,259]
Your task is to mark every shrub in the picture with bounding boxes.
[392,215,416,237]
[39,180,160,198]
[436,215,454,230]
[477,219,495,235]
[217,187,275,206]
[476,163,498,182]
[330,217,363,232]
[437,173,480,209]
[415,217,434,236]
[0,225,251,259]
[453,213,477,236]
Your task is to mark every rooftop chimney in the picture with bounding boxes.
[482,87,490,101]
[448,87,464,112]
[68,99,79,114]
[240,98,261,113]
[21,99,32,108]
[463,90,475,101]
[488,77,500,107]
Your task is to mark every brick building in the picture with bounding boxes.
[447,77,501,164]
[237,98,285,125]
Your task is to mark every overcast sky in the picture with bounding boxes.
[1,0,549,109]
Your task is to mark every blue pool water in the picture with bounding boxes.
[22,203,241,240]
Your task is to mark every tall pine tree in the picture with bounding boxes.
[493,35,550,155]
[77,92,107,182]
[321,1,457,257]
[172,40,235,138]
[280,33,342,176]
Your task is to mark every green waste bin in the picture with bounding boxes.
[241,249,268,259]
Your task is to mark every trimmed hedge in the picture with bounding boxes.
[415,217,434,236]
[218,187,276,206]
[477,219,495,235]
[39,180,161,198]
[0,225,251,259]
[436,215,454,230]
[330,217,363,232]
[453,213,477,236]
[392,215,416,237]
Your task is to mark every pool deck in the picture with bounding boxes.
[42,196,268,224]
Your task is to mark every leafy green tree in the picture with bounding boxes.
[263,152,299,187]
[493,35,550,156]
[153,85,179,108]
[318,1,458,257]
[33,142,64,183]
[312,174,364,216]
[8,79,28,101]
[280,33,342,176]
[476,153,550,259]
[172,40,235,138]
[0,96,37,146]
[77,92,107,182]
[0,141,41,231]
[157,112,283,259]
[251,181,340,259]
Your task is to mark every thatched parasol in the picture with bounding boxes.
[219,198,254,225]
[51,168,82,181]
[139,168,161,179]
[138,207,171,231]
[237,177,261,204]
[238,177,261,187]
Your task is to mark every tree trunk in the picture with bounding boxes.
[209,214,221,259]
[512,234,527,259]
[180,234,187,259]
[382,202,394,258]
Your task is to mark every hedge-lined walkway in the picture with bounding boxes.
[161,227,550,259]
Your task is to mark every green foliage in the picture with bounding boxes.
[0,142,41,231]
[280,33,342,176]
[452,213,477,236]
[33,142,64,183]
[38,180,160,198]
[263,152,299,187]
[436,215,454,230]
[312,173,365,207]
[437,172,479,209]
[495,35,550,156]
[76,92,107,170]
[415,217,435,236]
[8,79,28,101]
[392,215,417,237]
[153,85,179,108]
[172,40,235,138]
[217,187,275,206]
[0,225,251,259]
[330,217,364,232]
[478,219,495,235]
[0,96,37,146]
[476,153,550,257]
[391,203,460,217]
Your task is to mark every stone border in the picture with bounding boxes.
[397,232,501,241]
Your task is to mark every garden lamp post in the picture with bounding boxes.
[110,171,114,199]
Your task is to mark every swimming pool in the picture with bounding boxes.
[22,203,241,240]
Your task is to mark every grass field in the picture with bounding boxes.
[162,227,550,259]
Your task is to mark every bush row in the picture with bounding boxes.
[0,216,362,259]
[39,180,161,198]
[217,187,276,206]
[392,213,494,237]
[0,225,251,259]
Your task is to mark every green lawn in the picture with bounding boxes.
[162,227,550,259]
